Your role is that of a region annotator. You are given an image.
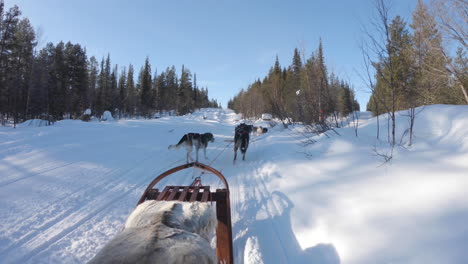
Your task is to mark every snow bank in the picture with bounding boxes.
[264,104,468,264]
[18,119,50,127]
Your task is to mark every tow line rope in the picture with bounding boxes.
[192,140,233,188]
[192,128,263,186]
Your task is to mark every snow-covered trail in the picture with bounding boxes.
[1,105,468,264]
[0,124,188,263]
[0,113,204,261]
[0,109,305,264]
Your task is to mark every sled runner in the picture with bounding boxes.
[137,162,234,264]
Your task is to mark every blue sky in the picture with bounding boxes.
[7,0,419,109]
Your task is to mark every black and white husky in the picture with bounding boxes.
[168,133,215,163]
[234,124,250,162]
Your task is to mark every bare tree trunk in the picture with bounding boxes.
[459,82,468,104]
[391,89,396,146]
[387,113,391,143]
[409,107,415,146]
[376,114,380,139]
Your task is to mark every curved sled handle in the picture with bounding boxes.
[137,162,229,205]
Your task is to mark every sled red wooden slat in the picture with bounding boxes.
[178,186,190,201]
[156,186,171,200]
[167,186,178,200]
[201,186,210,202]
[189,186,201,202]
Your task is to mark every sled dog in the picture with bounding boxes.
[245,124,254,134]
[256,126,263,135]
[234,124,250,162]
[169,133,214,163]
[254,126,268,135]
[88,201,217,264]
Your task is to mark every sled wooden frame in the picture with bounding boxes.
[137,162,234,264]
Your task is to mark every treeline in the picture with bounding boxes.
[366,0,467,117]
[0,1,219,126]
[228,42,360,127]
[362,0,467,147]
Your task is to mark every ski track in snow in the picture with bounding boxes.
[0,141,227,263]
[0,161,81,187]
[1,106,468,264]
[1,152,184,263]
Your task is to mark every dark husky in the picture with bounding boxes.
[168,133,214,163]
[234,124,250,162]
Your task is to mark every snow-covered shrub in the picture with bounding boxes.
[19,119,50,127]
[100,111,114,121]
[81,109,92,122]
[261,113,272,121]
[153,112,161,119]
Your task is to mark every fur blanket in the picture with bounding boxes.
[88,201,217,264]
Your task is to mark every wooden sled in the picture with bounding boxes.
[137,162,234,264]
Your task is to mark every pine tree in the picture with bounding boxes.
[125,64,135,115]
[193,73,199,109]
[51,42,69,119]
[411,0,449,105]
[369,16,414,113]
[151,69,158,112]
[0,3,21,123]
[103,54,111,111]
[64,43,88,117]
[117,67,126,118]
[338,85,353,117]
[292,48,302,75]
[165,66,178,113]
[95,57,105,115]
[285,48,303,122]
[139,57,152,117]
[317,39,334,121]
[155,71,166,112]
[10,18,36,123]
[109,64,118,114]
[88,56,98,112]
[178,65,192,115]
[29,47,50,118]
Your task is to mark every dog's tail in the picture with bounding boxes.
[240,137,249,152]
[168,134,187,150]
